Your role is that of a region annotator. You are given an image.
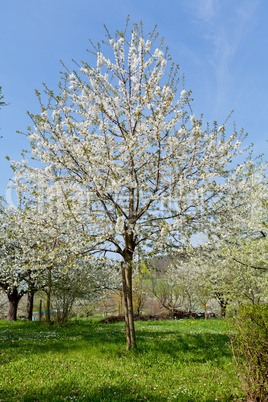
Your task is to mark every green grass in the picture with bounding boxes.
[0,318,243,401]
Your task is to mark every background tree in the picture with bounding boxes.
[206,166,267,269]
[13,21,253,349]
[132,269,150,316]
[151,261,185,316]
[0,202,46,320]
[4,169,120,322]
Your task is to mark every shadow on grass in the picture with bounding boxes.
[133,330,232,362]
[0,381,201,401]
[0,321,238,401]
[0,325,232,374]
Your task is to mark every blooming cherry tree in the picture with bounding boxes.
[15,22,253,349]
[0,203,44,320]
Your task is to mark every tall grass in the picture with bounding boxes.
[0,318,243,401]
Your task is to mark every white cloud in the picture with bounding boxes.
[193,0,218,25]
[185,0,261,114]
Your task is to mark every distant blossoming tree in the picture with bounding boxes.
[0,203,43,321]
[14,21,253,349]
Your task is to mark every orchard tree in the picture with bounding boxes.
[0,204,38,320]
[132,269,150,316]
[162,257,206,313]
[231,195,268,273]
[5,170,119,322]
[14,21,253,349]
[195,172,268,315]
[202,166,268,306]
[51,259,112,323]
[0,178,74,320]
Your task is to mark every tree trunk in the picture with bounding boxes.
[46,266,52,324]
[121,261,136,350]
[39,299,42,322]
[216,293,228,318]
[7,288,22,321]
[26,290,35,321]
[220,301,228,318]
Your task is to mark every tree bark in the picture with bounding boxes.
[39,299,42,321]
[220,302,228,318]
[7,288,22,321]
[26,289,35,321]
[121,261,136,350]
[216,293,228,318]
[46,266,52,324]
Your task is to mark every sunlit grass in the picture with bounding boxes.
[0,318,243,401]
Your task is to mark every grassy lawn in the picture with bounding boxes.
[0,318,243,401]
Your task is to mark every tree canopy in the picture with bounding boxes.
[10,21,256,348]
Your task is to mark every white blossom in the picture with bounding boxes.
[115,216,125,234]
[9,22,256,348]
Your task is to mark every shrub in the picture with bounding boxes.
[230,304,268,401]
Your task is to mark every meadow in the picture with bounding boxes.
[0,318,244,401]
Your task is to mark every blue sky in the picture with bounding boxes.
[0,0,267,198]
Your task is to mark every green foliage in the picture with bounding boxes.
[231,304,268,401]
[0,318,244,400]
